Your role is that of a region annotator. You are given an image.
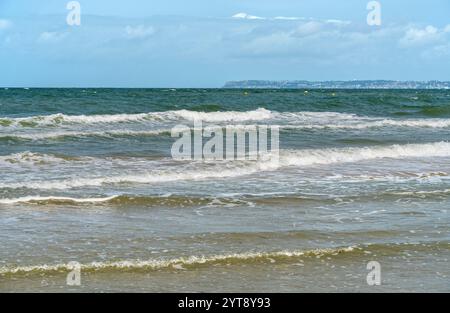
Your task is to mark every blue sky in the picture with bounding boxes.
[0,0,449,87]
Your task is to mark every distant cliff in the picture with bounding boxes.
[223,80,450,89]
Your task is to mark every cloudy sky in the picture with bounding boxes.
[0,0,449,87]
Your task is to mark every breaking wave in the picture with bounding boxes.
[0,142,449,190]
[0,246,358,275]
[0,195,119,205]
[3,109,450,130]
[1,242,447,276]
[0,129,171,141]
[0,108,273,127]
[0,151,82,165]
[277,141,450,167]
[0,194,251,207]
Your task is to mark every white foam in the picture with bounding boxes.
[0,152,69,165]
[3,109,450,130]
[0,195,118,204]
[294,119,450,129]
[1,142,449,190]
[278,141,450,167]
[0,166,263,190]
[0,246,357,275]
[0,108,274,127]
[389,189,450,196]
[0,129,170,140]
[171,108,273,122]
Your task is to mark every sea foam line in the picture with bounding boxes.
[277,141,450,168]
[0,194,232,206]
[0,195,119,205]
[0,152,69,164]
[3,120,450,142]
[3,109,450,130]
[0,129,170,141]
[0,246,357,275]
[1,142,450,190]
[0,108,273,127]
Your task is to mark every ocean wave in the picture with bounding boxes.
[171,108,273,122]
[0,194,251,207]
[3,184,450,206]
[321,171,450,185]
[3,108,450,129]
[277,141,450,167]
[0,246,358,275]
[0,195,119,205]
[388,189,450,196]
[0,152,82,165]
[0,108,273,127]
[2,242,447,276]
[420,106,450,117]
[296,119,450,129]
[0,112,153,126]
[4,119,450,143]
[2,117,450,144]
[0,166,262,190]
[1,142,450,190]
[0,129,171,141]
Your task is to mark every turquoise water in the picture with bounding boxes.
[0,88,449,292]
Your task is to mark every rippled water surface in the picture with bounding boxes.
[0,89,449,292]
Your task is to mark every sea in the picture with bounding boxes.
[0,88,449,292]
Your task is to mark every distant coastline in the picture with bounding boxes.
[223,80,450,89]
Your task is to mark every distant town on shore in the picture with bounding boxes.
[223,80,450,89]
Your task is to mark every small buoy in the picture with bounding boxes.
[304,90,309,95]
[244,91,249,96]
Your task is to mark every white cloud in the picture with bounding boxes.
[0,19,11,30]
[325,19,351,26]
[232,21,398,61]
[400,25,441,47]
[293,21,323,37]
[231,14,351,26]
[274,16,302,21]
[232,13,265,20]
[445,25,450,33]
[7,14,450,79]
[125,25,155,39]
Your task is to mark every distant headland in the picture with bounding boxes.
[223,80,450,89]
